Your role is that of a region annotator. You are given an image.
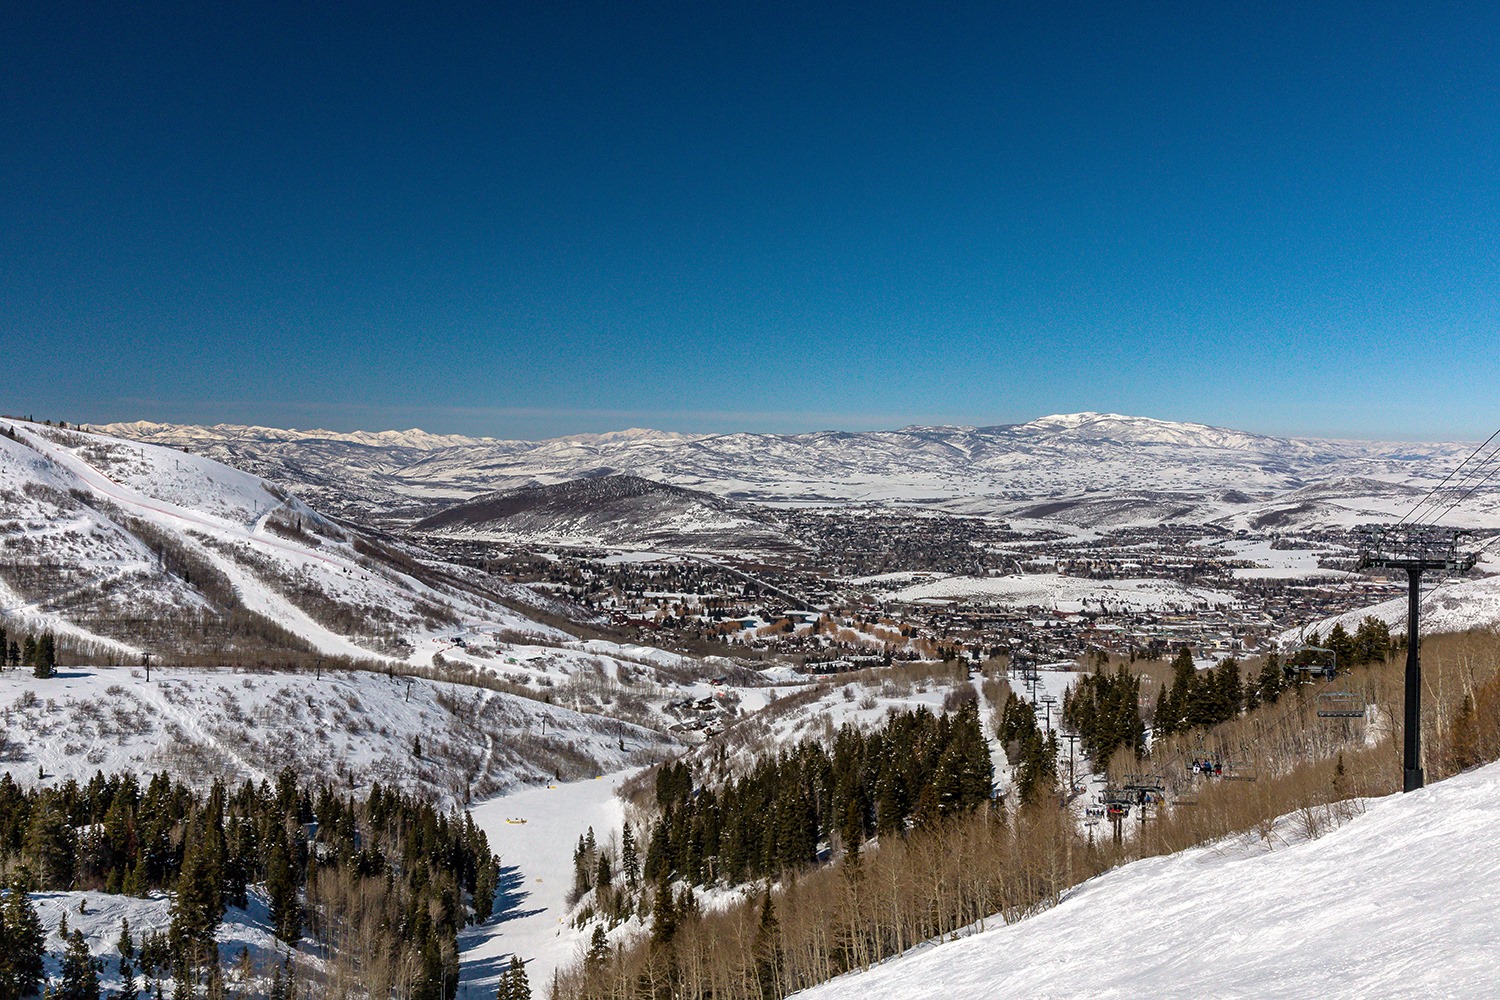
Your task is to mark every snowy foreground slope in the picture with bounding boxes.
[799,761,1500,1000]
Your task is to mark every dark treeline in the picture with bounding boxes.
[638,704,993,894]
[0,767,500,998]
[1153,617,1394,742]
[996,693,1059,803]
[557,703,1021,1000]
[0,625,57,678]
[1061,665,1146,769]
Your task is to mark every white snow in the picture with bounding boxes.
[798,760,1500,1000]
[0,664,667,805]
[459,772,638,996]
[888,573,1235,612]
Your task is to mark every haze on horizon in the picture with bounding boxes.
[3,3,1498,442]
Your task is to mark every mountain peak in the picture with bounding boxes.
[1018,412,1282,450]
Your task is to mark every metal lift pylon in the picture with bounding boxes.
[1358,527,1476,792]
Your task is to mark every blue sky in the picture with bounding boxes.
[3,3,1498,440]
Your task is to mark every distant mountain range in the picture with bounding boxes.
[98,413,1497,532]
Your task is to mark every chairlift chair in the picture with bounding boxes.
[1222,759,1258,782]
[1316,691,1366,719]
[1285,645,1338,682]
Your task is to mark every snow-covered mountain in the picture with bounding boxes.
[0,420,584,663]
[797,759,1500,1000]
[100,413,1495,530]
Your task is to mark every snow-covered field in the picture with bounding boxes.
[798,760,1500,1000]
[887,573,1235,612]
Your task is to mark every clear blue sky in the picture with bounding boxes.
[3,2,1498,440]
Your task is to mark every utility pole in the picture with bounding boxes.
[1039,694,1057,732]
[1360,527,1475,792]
[143,651,151,682]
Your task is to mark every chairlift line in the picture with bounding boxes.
[1395,425,1500,529]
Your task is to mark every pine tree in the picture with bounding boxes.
[1,870,46,998]
[266,828,301,945]
[504,955,530,999]
[650,876,676,946]
[1156,646,1196,737]
[620,825,639,890]
[36,633,56,678]
[1257,653,1284,706]
[24,797,76,887]
[58,929,101,1000]
[753,892,781,1000]
[585,925,609,973]
[114,919,138,1000]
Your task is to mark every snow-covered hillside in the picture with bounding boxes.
[29,888,287,993]
[415,474,800,555]
[101,413,1500,529]
[798,760,1500,1000]
[0,664,669,804]
[0,420,571,664]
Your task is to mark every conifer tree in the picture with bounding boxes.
[33,633,56,678]
[585,925,609,974]
[58,929,101,1000]
[1257,653,1284,706]
[265,828,301,945]
[114,919,138,1000]
[24,797,76,887]
[753,892,781,1000]
[620,825,639,890]
[0,870,46,998]
[503,955,531,999]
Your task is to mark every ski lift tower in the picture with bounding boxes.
[1359,527,1476,792]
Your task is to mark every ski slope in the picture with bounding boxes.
[459,772,637,996]
[798,760,1500,999]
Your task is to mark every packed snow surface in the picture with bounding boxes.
[459,772,635,995]
[798,760,1500,1000]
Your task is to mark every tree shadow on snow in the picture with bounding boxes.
[457,866,546,990]
[491,865,545,923]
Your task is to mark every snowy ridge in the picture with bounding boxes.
[100,413,1500,530]
[0,421,565,662]
[415,474,801,554]
[798,760,1500,1000]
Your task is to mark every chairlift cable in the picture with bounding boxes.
[1395,426,1500,528]
[1415,449,1500,527]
